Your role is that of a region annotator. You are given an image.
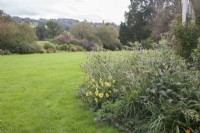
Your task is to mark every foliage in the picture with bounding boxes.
[36,21,64,40]
[150,1,181,40]
[70,22,121,51]
[59,44,69,51]
[0,10,12,22]
[80,49,200,133]
[43,42,56,50]
[69,22,95,41]
[192,42,200,70]
[172,18,200,61]
[119,22,131,45]
[69,44,85,52]
[45,21,64,39]
[0,14,41,54]
[57,33,71,44]
[141,37,154,49]
[123,0,154,42]
[120,0,181,43]
[46,48,56,53]
[95,24,122,50]
[79,40,96,51]
[0,49,11,55]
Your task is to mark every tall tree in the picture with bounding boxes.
[123,0,155,42]
[46,21,64,39]
[35,21,64,40]
[119,0,182,43]
[150,0,181,39]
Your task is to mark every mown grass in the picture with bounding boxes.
[0,52,118,133]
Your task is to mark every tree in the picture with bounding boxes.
[35,24,47,40]
[150,0,181,40]
[123,0,154,42]
[95,24,122,50]
[0,11,42,54]
[120,0,181,43]
[0,10,12,22]
[69,22,95,40]
[119,22,132,45]
[35,21,64,40]
[45,21,64,39]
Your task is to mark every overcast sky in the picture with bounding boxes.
[0,0,130,24]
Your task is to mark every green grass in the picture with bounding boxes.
[0,52,118,133]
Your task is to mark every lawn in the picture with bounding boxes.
[0,52,118,133]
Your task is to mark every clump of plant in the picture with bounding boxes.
[192,41,200,70]
[171,16,200,61]
[59,44,69,51]
[79,48,200,133]
[141,37,154,49]
[43,42,56,53]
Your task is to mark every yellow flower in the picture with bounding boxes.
[96,84,99,88]
[99,93,104,98]
[108,76,112,80]
[185,129,190,133]
[86,92,89,96]
[106,93,109,98]
[86,91,92,96]
[94,98,98,103]
[99,78,103,83]
[105,82,111,87]
[101,82,104,87]
[113,89,117,92]
[95,89,99,96]
[91,79,95,82]
[112,80,115,83]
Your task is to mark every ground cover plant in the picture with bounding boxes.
[0,52,118,133]
[80,48,200,133]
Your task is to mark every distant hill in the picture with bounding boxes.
[11,16,118,30]
[11,17,80,30]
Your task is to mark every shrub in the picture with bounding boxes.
[47,48,56,53]
[69,44,85,52]
[192,42,200,70]
[141,37,154,49]
[172,19,200,61]
[70,47,77,52]
[55,33,72,44]
[0,21,38,54]
[95,24,122,51]
[59,44,69,51]
[80,49,200,133]
[80,41,96,51]
[0,49,11,55]
[43,42,56,51]
[16,41,43,54]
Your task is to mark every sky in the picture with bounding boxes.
[0,0,130,24]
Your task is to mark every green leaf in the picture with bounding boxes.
[176,126,180,133]
[158,90,168,97]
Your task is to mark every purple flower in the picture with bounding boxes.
[171,35,176,41]
[80,41,96,51]
[57,34,71,44]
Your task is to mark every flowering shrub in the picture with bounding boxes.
[81,76,118,109]
[79,48,200,133]
[57,34,71,44]
[80,41,96,51]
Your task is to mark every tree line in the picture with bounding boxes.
[119,0,181,44]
